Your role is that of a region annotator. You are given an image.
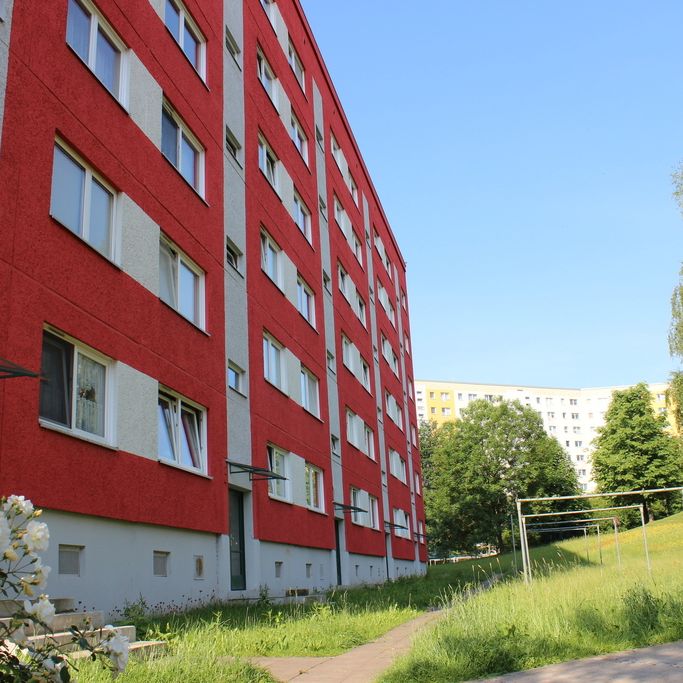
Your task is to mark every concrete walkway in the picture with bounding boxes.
[249,609,442,682]
[483,640,683,682]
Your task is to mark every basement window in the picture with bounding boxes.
[58,545,83,576]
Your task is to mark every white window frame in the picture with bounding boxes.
[296,276,315,327]
[66,0,129,105]
[389,448,407,484]
[259,0,275,26]
[368,495,379,530]
[350,487,363,525]
[159,235,205,329]
[351,231,363,266]
[393,508,411,539]
[347,171,358,205]
[287,39,305,91]
[58,544,83,576]
[330,133,343,168]
[338,263,350,301]
[161,102,205,196]
[164,0,206,80]
[153,550,170,577]
[386,392,404,430]
[260,230,283,288]
[50,140,119,262]
[290,112,308,164]
[39,328,115,446]
[300,366,320,417]
[258,135,279,191]
[263,333,286,391]
[381,335,399,375]
[415,472,421,495]
[257,49,277,105]
[228,361,245,394]
[305,463,324,512]
[267,444,289,501]
[157,387,207,474]
[293,191,312,242]
[364,424,375,460]
[355,292,367,327]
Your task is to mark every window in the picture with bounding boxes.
[442,407,451,416]
[66,0,126,101]
[225,125,242,162]
[368,495,379,530]
[50,142,116,259]
[393,509,410,539]
[440,392,449,401]
[355,292,367,327]
[164,0,205,78]
[263,333,285,390]
[571,413,579,420]
[194,555,204,579]
[58,545,83,576]
[338,263,350,300]
[153,551,169,577]
[350,487,363,524]
[226,238,242,272]
[225,25,240,62]
[389,448,407,483]
[158,389,206,473]
[415,473,421,495]
[330,134,343,168]
[468,393,477,400]
[327,351,335,374]
[290,112,308,163]
[228,362,244,393]
[162,103,204,193]
[257,50,277,104]
[300,367,320,416]
[385,392,403,430]
[305,463,323,511]
[260,231,282,287]
[347,171,358,205]
[293,191,311,242]
[159,236,205,328]
[258,136,278,190]
[39,330,111,441]
[297,277,315,326]
[381,335,399,375]
[411,424,417,446]
[259,0,275,24]
[547,412,555,419]
[570,398,578,406]
[578,468,587,476]
[377,282,395,326]
[287,40,305,90]
[346,409,373,458]
[331,435,340,457]
[575,440,583,447]
[364,424,375,459]
[352,231,363,265]
[267,445,289,499]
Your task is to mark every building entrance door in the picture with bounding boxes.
[229,490,246,591]
[334,519,343,585]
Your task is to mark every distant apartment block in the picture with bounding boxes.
[415,380,671,492]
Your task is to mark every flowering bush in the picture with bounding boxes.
[0,495,129,681]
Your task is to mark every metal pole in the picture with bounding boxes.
[640,504,652,576]
[522,514,532,583]
[597,524,603,566]
[517,500,528,584]
[583,527,589,563]
[510,513,518,574]
[613,517,621,569]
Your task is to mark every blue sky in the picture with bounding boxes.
[300,1,683,387]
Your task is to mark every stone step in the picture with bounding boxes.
[0,597,76,617]
[26,625,136,652]
[0,610,104,634]
[71,639,167,661]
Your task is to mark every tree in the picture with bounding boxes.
[424,400,578,555]
[592,383,683,521]
[667,172,683,430]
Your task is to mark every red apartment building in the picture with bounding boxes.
[0,0,426,615]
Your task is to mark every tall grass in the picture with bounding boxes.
[381,512,683,682]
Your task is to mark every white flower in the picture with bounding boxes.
[102,632,129,672]
[24,521,49,553]
[4,545,19,562]
[24,596,56,626]
[4,495,34,517]
[9,624,27,644]
[30,561,51,589]
[0,514,11,556]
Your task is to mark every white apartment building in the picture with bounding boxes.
[415,380,671,492]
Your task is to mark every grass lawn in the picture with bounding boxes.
[76,512,683,682]
[381,511,683,682]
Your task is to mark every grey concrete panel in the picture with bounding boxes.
[0,0,14,155]
[285,349,301,403]
[272,4,289,55]
[129,53,163,147]
[259,541,334,597]
[148,0,164,21]
[283,251,298,309]
[279,165,294,212]
[116,363,158,460]
[42,510,223,619]
[120,194,159,295]
[277,82,291,132]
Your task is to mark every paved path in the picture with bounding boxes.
[249,609,441,682]
[483,640,683,682]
